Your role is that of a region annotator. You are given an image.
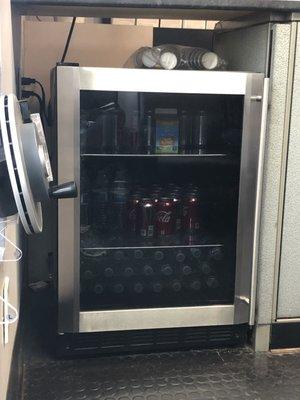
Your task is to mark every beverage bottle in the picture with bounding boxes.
[154,250,164,261]
[94,283,104,295]
[192,111,209,154]
[182,192,201,235]
[170,191,182,235]
[127,193,141,234]
[138,197,155,239]
[80,192,90,234]
[140,110,155,154]
[158,45,227,71]
[95,102,125,154]
[111,169,129,236]
[92,170,109,233]
[179,110,192,154]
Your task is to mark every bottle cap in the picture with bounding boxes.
[201,52,219,70]
[160,52,178,70]
[142,48,159,68]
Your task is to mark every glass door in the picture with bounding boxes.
[79,90,243,311]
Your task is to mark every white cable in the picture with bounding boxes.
[0,220,22,262]
[0,219,21,327]
[0,294,19,325]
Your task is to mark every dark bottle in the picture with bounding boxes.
[172,280,182,292]
[191,280,201,290]
[124,267,134,277]
[138,197,155,238]
[171,192,182,234]
[104,267,114,278]
[94,283,104,295]
[155,197,175,237]
[94,102,125,154]
[154,250,164,261]
[134,249,144,259]
[153,282,163,293]
[208,247,223,261]
[192,111,209,154]
[182,265,192,275]
[134,282,144,294]
[161,264,173,276]
[140,110,155,154]
[83,270,93,280]
[80,192,91,234]
[127,194,141,234]
[182,192,201,235]
[191,248,202,259]
[143,265,154,276]
[92,170,109,233]
[176,251,185,263]
[111,169,129,234]
[179,110,192,154]
[113,283,125,294]
[206,276,218,288]
[201,262,211,275]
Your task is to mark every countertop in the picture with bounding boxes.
[10,0,300,12]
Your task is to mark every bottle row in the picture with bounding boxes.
[80,105,213,155]
[81,246,223,263]
[81,276,219,297]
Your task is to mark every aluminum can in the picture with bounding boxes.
[182,192,200,234]
[155,197,175,236]
[138,197,155,238]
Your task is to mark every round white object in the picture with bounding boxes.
[160,52,178,70]
[201,52,219,70]
[142,49,159,68]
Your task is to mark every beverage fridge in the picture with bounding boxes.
[52,66,268,354]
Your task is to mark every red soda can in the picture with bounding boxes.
[138,197,155,238]
[182,192,200,234]
[170,191,182,232]
[127,194,141,234]
[155,197,175,236]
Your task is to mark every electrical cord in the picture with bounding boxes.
[21,89,50,126]
[61,17,76,63]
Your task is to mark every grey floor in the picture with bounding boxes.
[21,291,300,400]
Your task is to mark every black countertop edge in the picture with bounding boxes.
[10,0,300,13]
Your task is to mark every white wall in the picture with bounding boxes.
[0,2,20,400]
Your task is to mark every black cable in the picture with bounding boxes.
[35,80,46,107]
[22,90,47,126]
[21,77,50,125]
[61,17,76,64]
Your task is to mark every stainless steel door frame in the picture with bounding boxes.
[57,67,81,333]
[56,67,266,333]
[234,76,268,325]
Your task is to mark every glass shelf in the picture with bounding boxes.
[81,153,228,157]
[80,228,227,250]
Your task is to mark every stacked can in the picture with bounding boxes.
[125,182,201,241]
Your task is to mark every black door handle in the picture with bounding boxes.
[49,181,77,199]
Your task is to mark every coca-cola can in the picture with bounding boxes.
[138,197,155,238]
[170,192,182,232]
[155,197,175,236]
[127,194,141,234]
[182,192,200,234]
